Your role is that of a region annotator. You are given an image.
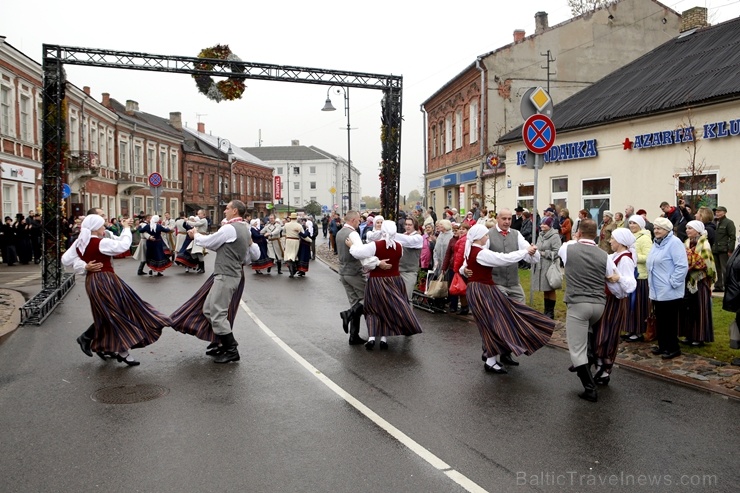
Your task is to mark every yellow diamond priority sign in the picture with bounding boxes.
[530,87,551,113]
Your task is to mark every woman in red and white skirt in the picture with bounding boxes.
[347,220,422,350]
[63,214,171,366]
[462,224,555,374]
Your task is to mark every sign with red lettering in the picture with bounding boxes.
[274,175,282,200]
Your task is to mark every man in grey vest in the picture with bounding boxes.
[188,200,258,363]
[558,219,618,402]
[336,210,368,345]
[395,215,423,301]
[487,207,540,365]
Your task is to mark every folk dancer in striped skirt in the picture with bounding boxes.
[250,218,274,274]
[347,220,423,350]
[593,228,637,385]
[295,218,313,277]
[170,200,259,363]
[261,214,284,274]
[461,224,555,374]
[63,214,171,366]
[558,219,619,402]
[623,215,653,342]
[139,215,173,276]
[679,220,716,346]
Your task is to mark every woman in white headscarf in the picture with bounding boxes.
[139,214,173,276]
[250,218,274,275]
[365,215,384,242]
[461,224,555,374]
[679,220,716,346]
[62,214,171,366]
[592,227,637,384]
[348,220,422,350]
[624,215,653,341]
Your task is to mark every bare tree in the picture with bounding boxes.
[673,109,723,210]
[568,0,614,16]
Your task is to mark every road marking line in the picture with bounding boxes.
[240,300,489,493]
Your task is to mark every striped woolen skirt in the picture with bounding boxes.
[467,282,554,357]
[595,294,630,364]
[170,274,245,342]
[175,251,199,269]
[365,275,423,338]
[86,272,170,353]
[625,278,650,335]
[251,255,275,271]
[679,277,714,343]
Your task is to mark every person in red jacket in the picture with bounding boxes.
[451,222,471,315]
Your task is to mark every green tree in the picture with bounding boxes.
[362,196,380,210]
[303,199,322,218]
[407,189,421,202]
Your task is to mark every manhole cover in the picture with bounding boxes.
[91,384,169,404]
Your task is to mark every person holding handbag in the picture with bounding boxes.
[531,216,562,319]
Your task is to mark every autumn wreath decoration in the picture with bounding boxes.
[193,45,245,102]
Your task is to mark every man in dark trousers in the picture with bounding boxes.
[558,219,618,402]
[713,206,737,292]
[336,210,368,345]
[512,206,524,231]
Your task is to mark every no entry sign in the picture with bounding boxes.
[522,114,556,154]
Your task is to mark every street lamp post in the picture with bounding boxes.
[216,137,234,224]
[321,86,352,211]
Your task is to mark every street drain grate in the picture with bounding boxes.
[91,384,169,404]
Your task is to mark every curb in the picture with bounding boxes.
[0,289,25,344]
[546,337,740,402]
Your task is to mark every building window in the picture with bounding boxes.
[293,181,300,190]
[134,196,143,215]
[431,126,437,159]
[678,172,718,210]
[109,196,116,218]
[99,130,107,166]
[198,172,204,193]
[92,194,99,209]
[134,144,143,175]
[517,183,535,211]
[118,140,129,172]
[551,177,569,211]
[187,170,193,192]
[37,101,43,143]
[0,85,12,136]
[582,178,611,225]
[170,152,178,180]
[107,133,114,165]
[22,185,34,214]
[310,181,316,190]
[70,115,78,150]
[160,150,167,177]
[210,174,215,194]
[170,199,178,215]
[445,115,452,153]
[469,100,479,144]
[293,167,300,175]
[20,95,31,141]
[277,166,283,175]
[90,123,98,157]
[147,148,155,174]
[309,166,316,174]
[455,109,463,149]
[310,196,317,202]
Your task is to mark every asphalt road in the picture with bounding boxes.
[0,256,737,493]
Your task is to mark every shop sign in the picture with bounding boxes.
[516,138,597,166]
[633,127,694,149]
[702,119,740,140]
[0,162,36,183]
[442,173,458,186]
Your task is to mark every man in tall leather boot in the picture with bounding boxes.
[180,200,259,363]
[336,210,368,345]
[558,219,618,402]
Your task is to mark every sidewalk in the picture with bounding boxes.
[0,289,24,343]
[314,240,740,401]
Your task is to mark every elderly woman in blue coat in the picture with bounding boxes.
[646,216,689,359]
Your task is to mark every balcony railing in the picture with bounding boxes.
[67,151,99,172]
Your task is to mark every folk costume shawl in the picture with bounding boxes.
[685,234,716,294]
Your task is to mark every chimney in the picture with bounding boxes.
[535,12,549,35]
[101,92,111,108]
[291,139,300,146]
[125,100,139,115]
[83,86,91,96]
[169,112,182,130]
[513,30,526,43]
[680,7,708,32]
[197,122,205,133]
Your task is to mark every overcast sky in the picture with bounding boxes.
[3,0,738,197]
